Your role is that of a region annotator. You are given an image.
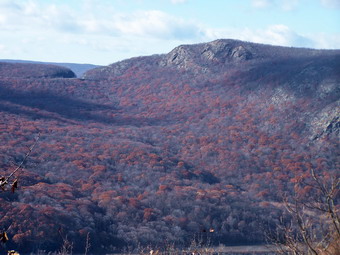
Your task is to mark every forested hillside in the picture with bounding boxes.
[0,39,339,253]
[0,60,99,78]
[0,62,76,79]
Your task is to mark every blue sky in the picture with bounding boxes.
[0,0,339,65]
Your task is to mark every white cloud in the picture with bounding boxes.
[262,25,313,46]
[0,0,202,40]
[320,0,340,8]
[171,0,189,4]
[0,0,81,33]
[113,10,202,39]
[280,0,299,11]
[252,0,340,10]
[252,0,271,8]
[203,24,317,48]
[0,0,338,65]
[0,0,204,64]
[0,0,21,10]
[251,0,300,10]
[0,41,14,55]
[308,33,340,49]
[0,14,6,25]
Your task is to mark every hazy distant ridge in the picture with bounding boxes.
[0,59,100,77]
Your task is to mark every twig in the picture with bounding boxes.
[5,133,40,183]
[84,232,91,255]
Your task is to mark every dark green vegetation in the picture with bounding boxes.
[0,39,339,253]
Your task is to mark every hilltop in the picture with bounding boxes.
[84,39,339,78]
[0,62,76,79]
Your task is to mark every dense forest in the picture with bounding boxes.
[0,39,339,253]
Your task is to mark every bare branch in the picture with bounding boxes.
[6,133,40,183]
[269,168,339,255]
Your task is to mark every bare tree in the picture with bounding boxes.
[0,133,40,192]
[84,232,91,255]
[268,169,339,255]
[0,134,40,254]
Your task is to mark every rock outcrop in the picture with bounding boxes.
[84,39,340,80]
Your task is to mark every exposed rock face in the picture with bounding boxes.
[326,116,340,135]
[160,39,254,70]
[312,115,340,141]
[85,39,260,79]
[200,41,253,62]
[162,45,193,68]
[84,39,340,80]
[82,39,340,143]
[231,45,252,60]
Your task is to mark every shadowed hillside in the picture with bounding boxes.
[0,39,339,253]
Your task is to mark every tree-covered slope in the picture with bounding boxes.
[0,39,339,253]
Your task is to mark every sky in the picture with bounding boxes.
[0,0,339,65]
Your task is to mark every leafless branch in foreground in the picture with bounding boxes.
[0,133,40,192]
[268,169,339,255]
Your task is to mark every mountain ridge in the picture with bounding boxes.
[84,39,340,79]
[0,62,76,79]
[0,59,100,78]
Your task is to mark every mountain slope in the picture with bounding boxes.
[0,39,339,253]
